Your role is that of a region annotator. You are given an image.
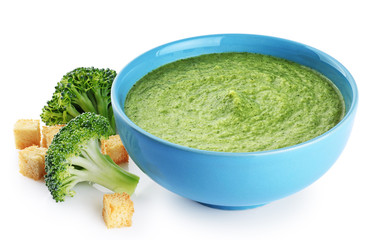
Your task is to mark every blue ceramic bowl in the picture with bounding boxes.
[112,34,358,210]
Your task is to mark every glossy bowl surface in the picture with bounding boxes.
[112,34,358,210]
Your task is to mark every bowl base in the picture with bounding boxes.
[198,202,267,210]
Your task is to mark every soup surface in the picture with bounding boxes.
[124,52,344,152]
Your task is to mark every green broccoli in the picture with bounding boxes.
[41,67,117,135]
[44,112,139,202]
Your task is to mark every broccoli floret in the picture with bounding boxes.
[41,67,117,135]
[44,112,139,202]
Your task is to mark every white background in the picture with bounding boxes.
[1,0,389,239]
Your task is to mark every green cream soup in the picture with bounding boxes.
[124,52,344,152]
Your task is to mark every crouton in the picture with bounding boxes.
[18,145,47,180]
[101,135,129,164]
[41,125,64,148]
[102,192,134,228]
[14,119,41,150]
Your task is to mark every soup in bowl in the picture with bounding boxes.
[111,34,358,210]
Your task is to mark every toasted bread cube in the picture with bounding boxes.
[19,146,47,180]
[14,119,41,149]
[103,192,134,228]
[41,125,64,148]
[101,135,129,164]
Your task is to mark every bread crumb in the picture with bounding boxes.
[101,135,129,164]
[41,125,64,148]
[102,192,134,228]
[19,146,47,180]
[14,119,41,149]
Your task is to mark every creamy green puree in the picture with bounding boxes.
[124,52,344,152]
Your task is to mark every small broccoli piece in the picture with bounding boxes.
[41,67,117,135]
[44,112,139,202]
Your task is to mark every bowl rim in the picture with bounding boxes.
[112,33,358,156]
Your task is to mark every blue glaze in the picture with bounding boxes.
[111,34,358,210]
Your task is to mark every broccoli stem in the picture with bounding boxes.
[70,139,139,195]
[108,105,117,134]
[91,90,116,134]
[93,91,116,134]
[66,104,82,118]
[93,90,109,119]
[72,89,97,114]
